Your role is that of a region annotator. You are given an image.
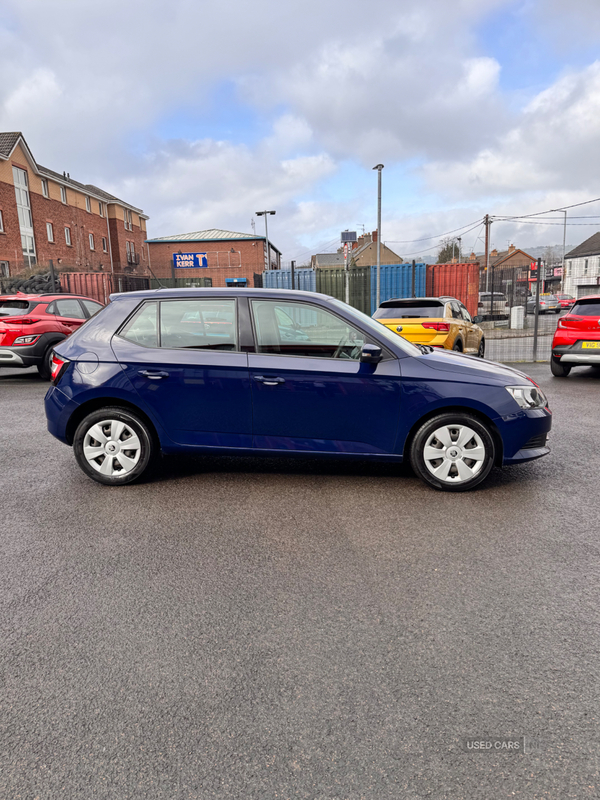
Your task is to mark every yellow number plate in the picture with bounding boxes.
[582,342,600,349]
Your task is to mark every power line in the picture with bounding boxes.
[385,218,483,244]
[492,196,600,221]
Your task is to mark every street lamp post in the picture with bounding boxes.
[256,210,276,270]
[373,164,384,308]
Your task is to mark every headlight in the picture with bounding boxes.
[505,385,548,409]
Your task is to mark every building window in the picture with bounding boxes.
[584,259,588,275]
[124,208,134,231]
[65,226,72,246]
[89,233,95,250]
[13,167,36,267]
[126,240,131,262]
[102,236,108,252]
[98,201,103,216]
[61,185,67,204]
[46,222,54,242]
[0,210,4,232]
[85,196,91,213]
[41,178,49,198]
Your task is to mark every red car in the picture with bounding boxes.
[555,293,575,310]
[551,295,600,377]
[0,293,104,379]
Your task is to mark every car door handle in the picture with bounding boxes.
[254,375,285,386]
[138,370,169,380]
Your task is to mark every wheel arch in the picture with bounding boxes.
[401,405,504,467]
[65,396,161,450]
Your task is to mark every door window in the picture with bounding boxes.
[159,299,237,350]
[460,305,472,323]
[54,299,86,319]
[251,300,365,359]
[119,302,158,348]
[82,299,103,317]
[450,301,463,319]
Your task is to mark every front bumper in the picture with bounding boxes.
[500,408,552,466]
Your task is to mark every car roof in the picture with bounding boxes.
[108,287,335,302]
[0,293,99,301]
[378,296,452,307]
[573,294,600,301]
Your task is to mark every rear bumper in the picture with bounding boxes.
[44,384,72,444]
[0,349,28,367]
[552,342,600,365]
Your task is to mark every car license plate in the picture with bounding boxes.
[582,342,600,349]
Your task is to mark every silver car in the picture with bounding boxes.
[526,294,561,314]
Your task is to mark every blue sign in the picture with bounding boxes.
[173,252,208,269]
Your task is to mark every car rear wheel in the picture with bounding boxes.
[37,345,54,380]
[478,338,485,358]
[73,407,154,485]
[452,339,463,352]
[410,413,495,492]
[550,357,571,377]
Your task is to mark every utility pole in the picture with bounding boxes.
[411,259,416,298]
[484,214,491,292]
[533,257,542,362]
[373,164,384,307]
[290,259,296,290]
[457,237,462,262]
[256,210,276,270]
[561,210,567,292]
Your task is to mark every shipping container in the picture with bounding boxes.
[370,263,426,315]
[426,263,480,318]
[262,269,317,292]
[315,268,371,315]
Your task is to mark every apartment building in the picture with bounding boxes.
[0,132,149,277]
[563,232,600,298]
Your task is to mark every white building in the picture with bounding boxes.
[563,232,600,298]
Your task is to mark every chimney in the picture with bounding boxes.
[508,243,515,252]
[490,248,498,257]
[372,230,377,243]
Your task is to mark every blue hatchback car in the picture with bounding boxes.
[45,288,551,491]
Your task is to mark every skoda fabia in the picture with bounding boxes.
[45,288,552,492]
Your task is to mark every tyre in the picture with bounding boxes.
[410,413,495,492]
[37,345,55,380]
[452,339,463,352]
[477,338,485,358]
[73,407,154,485]
[550,357,571,377]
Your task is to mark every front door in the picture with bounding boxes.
[248,298,402,454]
[111,297,252,448]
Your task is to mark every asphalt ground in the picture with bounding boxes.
[1,362,599,799]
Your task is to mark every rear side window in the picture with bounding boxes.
[160,299,237,350]
[373,302,445,319]
[571,300,600,316]
[119,302,158,348]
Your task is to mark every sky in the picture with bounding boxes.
[1,0,600,264]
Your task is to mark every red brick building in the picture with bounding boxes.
[0,132,149,277]
[146,229,282,287]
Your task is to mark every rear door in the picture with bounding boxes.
[111,297,252,448]
[48,297,88,333]
[248,298,402,454]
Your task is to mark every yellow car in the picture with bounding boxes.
[373,296,485,357]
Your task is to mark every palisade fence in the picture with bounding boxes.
[0,261,562,363]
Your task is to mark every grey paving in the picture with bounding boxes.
[1,363,599,799]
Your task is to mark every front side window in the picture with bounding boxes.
[460,305,472,322]
[82,299,103,317]
[251,300,365,359]
[160,299,237,350]
[119,302,158,348]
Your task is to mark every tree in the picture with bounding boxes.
[437,238,458,263]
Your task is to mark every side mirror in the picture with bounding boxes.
[472,315,483,324]
[360,343,383,364]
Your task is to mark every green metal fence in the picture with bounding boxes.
[315,268,371,316]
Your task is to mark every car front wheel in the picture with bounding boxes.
[410,413,495,492]
[478,338,485,358]
[73,407,154,485]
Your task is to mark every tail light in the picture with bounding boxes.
[50,354,69,384]
[422,322,450,332]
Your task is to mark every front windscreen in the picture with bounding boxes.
[571,300,600,316]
